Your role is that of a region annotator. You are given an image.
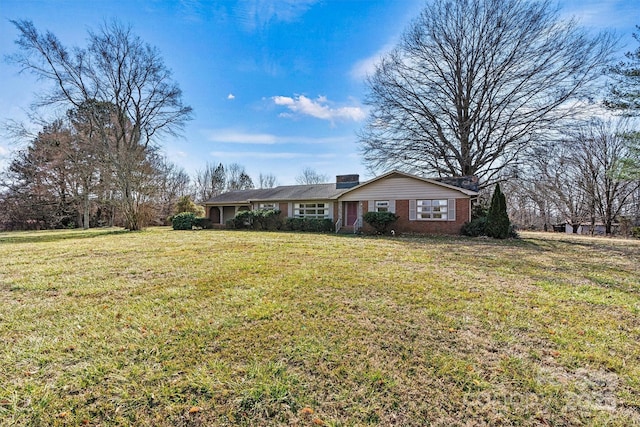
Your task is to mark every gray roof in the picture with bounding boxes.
[204,183,347,204]
[203,170,479,205]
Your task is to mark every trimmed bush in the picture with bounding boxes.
[172,212,196,230]
[252,209,282,230]
[225,211,332,233]
[363,211,399,234]
[283,217,333,232]
[461,216,487,237]
[230,210,253,229]
[193,217,213,229]
[228,209,283,230]
[284,217,304,231]
[307,218,333,232]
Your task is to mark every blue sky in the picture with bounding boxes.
[0,0,638,185]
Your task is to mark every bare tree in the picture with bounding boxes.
[8,20,192,230]
[573,119,639,235]
[359,0,616,185]
[193,162,256,200]
[193,162,226,202]
[154,159,191,224]
[295,167,328,185]
[226,163,254,190]
[258,172,278,188]
[526,143,591,232]
[0,117,184,230]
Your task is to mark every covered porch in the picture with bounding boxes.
[207,204,250,225]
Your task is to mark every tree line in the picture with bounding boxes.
[2,0,640,235]
[0,19,314,231]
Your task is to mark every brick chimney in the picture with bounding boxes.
[434,176,479,191]
[336,174,360,189]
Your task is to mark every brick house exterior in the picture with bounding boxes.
[203,170,478,235]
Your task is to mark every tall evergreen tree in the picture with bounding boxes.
[486,183,511,239]
[606,27,640,181]
[606,26,640,116]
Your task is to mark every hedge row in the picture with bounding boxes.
[225,209,333,232]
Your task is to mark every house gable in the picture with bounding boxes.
[338,171,476,201]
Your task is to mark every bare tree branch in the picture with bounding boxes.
[359,0,617,187]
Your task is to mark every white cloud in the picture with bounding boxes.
[0,145,8,157]
[235,0,319,32]
[206,130,278,144]
[205,129,354,145]
[272,95,366,122]
[227,93,236,100]
[560,0,638,31]
[209,150,332,160]
[350,41,396,81]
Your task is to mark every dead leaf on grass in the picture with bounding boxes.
[300,407,314,416]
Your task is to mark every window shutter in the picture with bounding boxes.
[288,203,293,217]
[448,199,456,221]
[409,200,416,221]
[389,200,396,213]
[368,200,375,212]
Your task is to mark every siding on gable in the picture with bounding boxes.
[339,177,466,201]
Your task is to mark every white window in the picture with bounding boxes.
[416,199,448,220]
[375,200,389,212]
[294,203,329,219]
[258,203,276,209]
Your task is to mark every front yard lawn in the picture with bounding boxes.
[1,228,638,425]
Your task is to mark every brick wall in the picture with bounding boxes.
[390,198,470,235]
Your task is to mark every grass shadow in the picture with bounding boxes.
[0,228,129,245]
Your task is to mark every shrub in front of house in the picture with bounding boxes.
[172,212,196,230]
[462,192,518,238]
[229,210,253,229]
[461,216,488,237]
[284,217,304,231]
[307,218,333,232]
[228,209,282,230]
[283,217,333,232]
[172,212,213,230]
[252,209,282,230]
[363,211,399,234]
[226,212,332,233]
[192,217,213,229]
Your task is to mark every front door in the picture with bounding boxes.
[344,201,358,227]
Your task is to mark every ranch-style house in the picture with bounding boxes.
[203,170,479,234]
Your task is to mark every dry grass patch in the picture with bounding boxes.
[0,228,638,426]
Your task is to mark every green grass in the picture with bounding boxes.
[0,228,639,426]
